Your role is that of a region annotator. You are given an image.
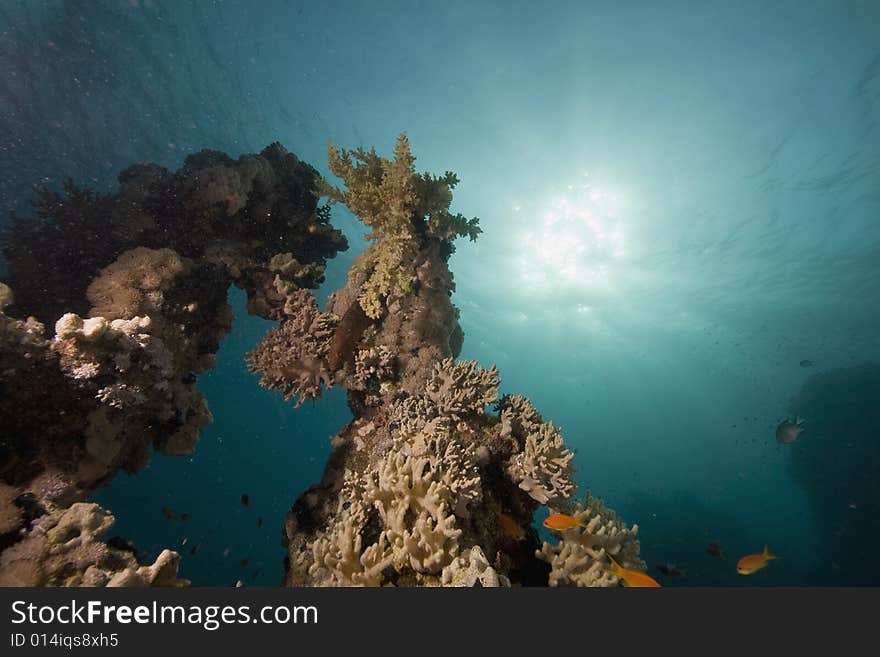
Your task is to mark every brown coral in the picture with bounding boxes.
[247,289,337,407]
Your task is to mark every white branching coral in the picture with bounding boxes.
[425,357,499,420]
[441,546,510,587]
[297,396,485,585]
[306,510,393,587]
[536,494,643,587]
[506,421,575,506]
[368,429,481,574]
[498,394,544,439]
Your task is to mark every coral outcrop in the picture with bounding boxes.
[0,501,187,587]
[536,494,643,587]
[1,134,641,588]
[278,135,642,587]
[0,142,347,586]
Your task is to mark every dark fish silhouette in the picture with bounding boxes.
[161,507,176,520]
[706,541,723,558]
[181,513,189,522]
[189,543,201,556]
[655,563,687,577]
[799,359,814,368]
[241,493,250,508]
[257,517,263,528]
[775,418,805,444]
[240,559,249,568]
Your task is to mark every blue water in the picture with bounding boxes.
[2,0,879,585]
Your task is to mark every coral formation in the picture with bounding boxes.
[536,495,644,587]
[0,142,347,586]
[319,133,480,320]
[246,289,337,407]
[278,136,640,587]
[0,134,640,588]
[0,501,187,587]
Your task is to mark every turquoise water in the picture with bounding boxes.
[2,0,879,585]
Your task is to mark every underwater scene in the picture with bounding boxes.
[0,0,878,588]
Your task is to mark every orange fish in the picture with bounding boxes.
[737,546,778,575]
[605,554,662,588]
[497,511,525,541]
[543,513,589,531]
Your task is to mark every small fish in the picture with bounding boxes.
[737,546,778,575]
[497,511,525,541]
[257,517,263,528]
[799,359,813,368]
[161,507,176,520]
[181,537,188,546]
[775,418,805,444]
[706,541,724,558]
[605,554,661,587]
[222,547,230,558]
[189,543,201,556]
[234,580,243,588]
[543,513,589,531]
[241,493,250,508]
[655,563,687,577]
[240,558,249,568]
[181,513,189,522]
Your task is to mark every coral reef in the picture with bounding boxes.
[1,134,640,588]
[0,501,187,587]
[284,354,636,587]
[2,142,347,326]
[246,289,337,407]
[278,136,640,587]
[536,494,644,587]
[0,142,347,586]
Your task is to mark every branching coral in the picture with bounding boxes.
[319,133,480,319]
[425,357,499,421]
[441,545,511,587]
[536,494,644,587]
[282,355,613,587]
[506,422,576,506]
[499,396,575,507]
[353,346,396,389]
[287,358,504,586]
[246,289,337,407]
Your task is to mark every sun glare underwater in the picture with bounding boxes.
[0,0,879,588]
